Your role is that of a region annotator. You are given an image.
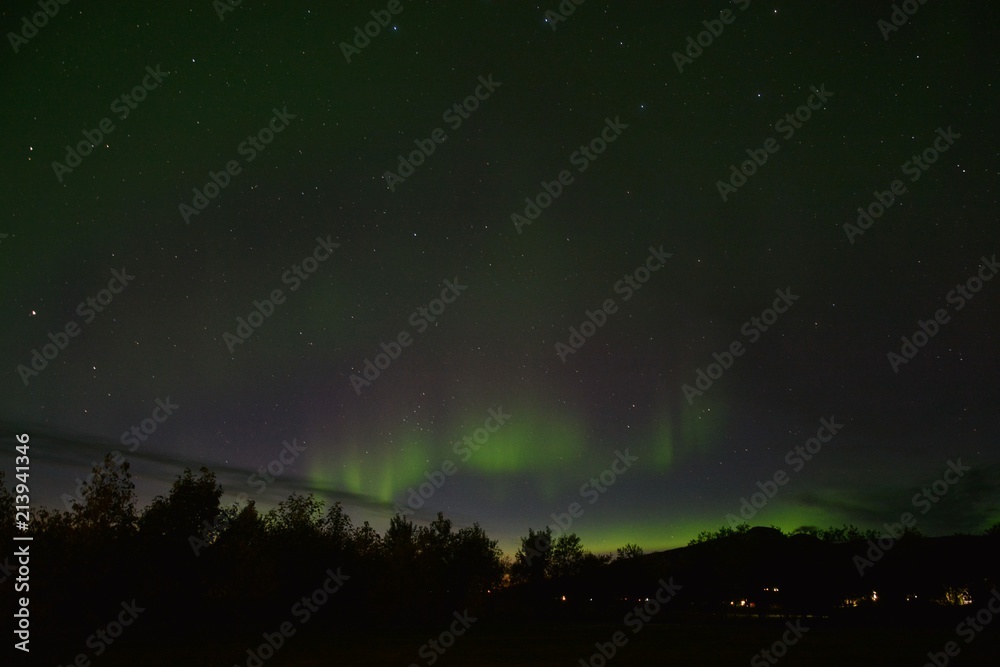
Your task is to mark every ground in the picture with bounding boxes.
[84,620,1000,666]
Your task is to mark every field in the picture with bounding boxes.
[85,619,1000,666]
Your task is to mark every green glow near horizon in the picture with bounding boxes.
[568,517,710,554]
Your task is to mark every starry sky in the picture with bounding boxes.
[2,0,999,555]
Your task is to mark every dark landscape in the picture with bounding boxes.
[2,467,999,665]
[3,0,999,664]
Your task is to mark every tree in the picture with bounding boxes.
[616,543,644,560]
[512,527,553,584]
[688,523,750,545]
[72,453,137,536]
[689,530,713,546]
[579,551,613,572]
[0,471,14,538]
[986,522,1000,539]
[417,512,455,559]
[452,522,504,598]
[816,524,876,543]
[378,513,420,614]
[139,467,222,543]
[410,512,458,605]
[384,513,418,562]
[265,492,324,536]
[353,520,383,558]
[321,501,355,553]
[216,500,266,550]
[31,506,74,537]
[204,500,276,610]
[549,533,585,578]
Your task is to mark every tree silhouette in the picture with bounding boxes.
[384,512,418,561]
[139,467,222,543]
[550,533,585,578]
[0,471,14,539]
[265,492,325,536]
[203,500,276,615]
[451,522,505,601]
[616,543,644,560]
[512,527,553,584]
[16,451,999,651]
[417,511,454,558]
[352,519,383,559]
[688,522,750,545]
[71,453,137,536]
[322,501,355,554]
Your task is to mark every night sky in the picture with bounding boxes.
[3,0,999,555]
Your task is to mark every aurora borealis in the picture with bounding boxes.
[3,0,1000,557]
